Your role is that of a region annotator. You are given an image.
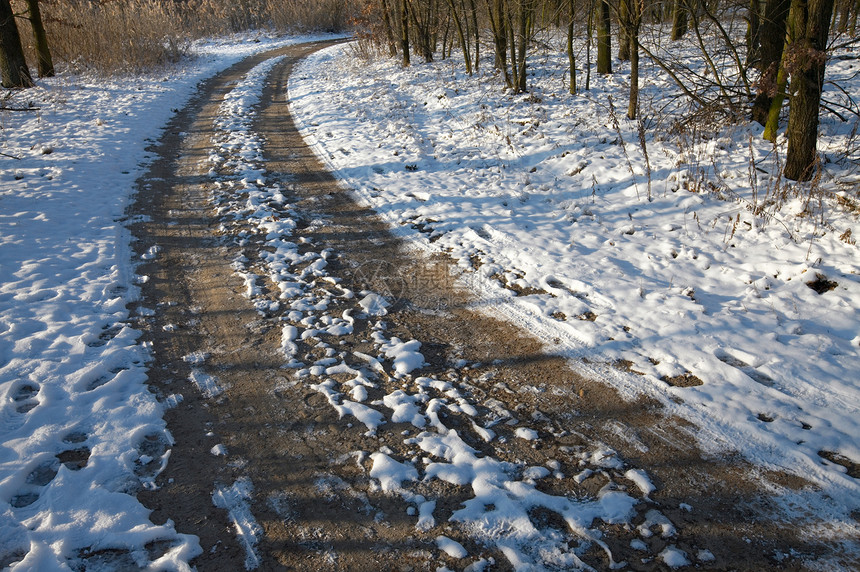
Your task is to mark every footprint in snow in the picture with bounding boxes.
[10,457,60,508]
[0,383,41,434]
[73,540,187,571]
[134,432,170,480]
[58,430,92,471]
[9,433,92,508]
[714,348,775,387]
[11,382,40,414]
[86,323,124,348]
[84,365,130,392]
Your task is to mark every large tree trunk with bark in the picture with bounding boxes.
[0,0,32,88]
[751,0,791,125]
[784,0,836,181]
[25,0,52,77]
[596,0,612,73]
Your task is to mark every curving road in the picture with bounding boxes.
[129,40,837,571]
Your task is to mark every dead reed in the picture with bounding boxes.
[15,0,355,76]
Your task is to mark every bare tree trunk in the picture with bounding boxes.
[746,0,761,61]
[446,0,472,73]
[586,0,593,89]
[486,0,511,86]
[627,0,641,119]
[381,0,399,57]
[848,0,860,33]
[516,0,531,93]
[25,0,52,77]
[784,0,836,181]
[568,0,576,94]
[672,0,689,40]
[596,0,612,73]
[507,1,520,89]
[0,0,33,88]
[762,60,787,141]
[441,13,450,59]
[751,0,791,125]
[618,0,630,60]
[836,0,852,31]
[409,0,436,63]
[400,0,411,66]
[468,0,480,70]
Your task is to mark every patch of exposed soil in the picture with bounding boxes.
[129,41,856,570]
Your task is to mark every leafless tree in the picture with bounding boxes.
[0,0,33,88]
[784,0,837,180]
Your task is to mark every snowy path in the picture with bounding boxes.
[1,37,857,571]
[132,43,856,570]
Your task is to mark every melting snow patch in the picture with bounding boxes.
[382,390,427,427]
[417,499,437,531]
[382,337,425,375]
[280,325,299,359]
[436,536,468,559]
[514,427,539,441]
[212,478,263,570]
[359,292,390,316]
[638,509,677,538]
[141,245,161,260]
[163,393,184,409]
[182,351,209,365]
[659,545,691,568]
[523,466,551,480]
[312,380,385,433]
[188,368,224,399]
[624,468,656,498]
[370,451,418,493]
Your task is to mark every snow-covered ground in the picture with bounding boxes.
[288,35,860,522]
[1,27,859,570]
[0,33,336,571]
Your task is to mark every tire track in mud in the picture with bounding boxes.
[130,41,845,571]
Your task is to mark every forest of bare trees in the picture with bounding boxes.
[354,0,857,180]
[1,0,858,181]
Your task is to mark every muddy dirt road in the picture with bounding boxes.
[129,40,849,571]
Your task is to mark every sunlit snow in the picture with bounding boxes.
[2,23,858,571]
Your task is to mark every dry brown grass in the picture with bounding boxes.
[13,0,356,76]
